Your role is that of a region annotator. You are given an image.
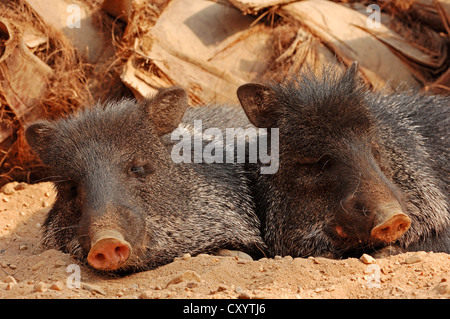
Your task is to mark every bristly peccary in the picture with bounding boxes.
[237,63,450,258]
[25,87,266,274]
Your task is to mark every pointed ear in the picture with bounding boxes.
[237,83,277,128]
[143,86,189,136]
[25,121,54,158]
[346,61,359,78]
[341,61,361,91]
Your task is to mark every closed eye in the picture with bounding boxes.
[57,181,78,200]
[129,163,155,178]
[298,155,331,168]
[131,166,145,174]
[296,155,332,175]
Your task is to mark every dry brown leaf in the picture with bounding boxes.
[280,0,421,89]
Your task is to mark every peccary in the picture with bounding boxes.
[237,63,450,258]
[25,87,265,274]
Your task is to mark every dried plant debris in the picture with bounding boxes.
[1,0,448,186]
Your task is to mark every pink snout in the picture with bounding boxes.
[87,230,131,271]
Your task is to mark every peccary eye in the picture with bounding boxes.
[131,166,144,174]
[372,147,382,160]
[297,156,332,175]
[299,156,331,168]
[130,164,154,178]
[60,182,78,200]
[316,157,331,169]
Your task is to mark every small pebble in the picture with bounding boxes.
[54,259,67,267]
[139,290,153,299]
[19,245,28,251]
[405,254,422,264]
[186,282,198,289]
[218,249,253,261]
[235,286,244,294]
[182,253,191,260]
[326,285,336,292]
[235,286,251,299]
[5,276,17,284]
[238,291,251,299]
[1,182,16,195]
[236,251,253,261]
[360,253,376,264]
[14,183,27,191]
[81,283,106,295]
[165,270,201,288]
[395,286,404,293]
[32,260,45,271]
[216,284,228,292]
[50,281,64,291]
[435,283,450,294]
[315,287,325,293]
[34,282,47,292]
[435,278,450,295]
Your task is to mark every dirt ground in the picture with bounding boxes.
[0,181,449,299]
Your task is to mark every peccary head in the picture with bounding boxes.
[237,64,412,258]
[26,87,264,274]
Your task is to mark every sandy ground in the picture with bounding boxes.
[0,181,449,299]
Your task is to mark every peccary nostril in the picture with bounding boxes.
[87,230,132,271]
[371,209,411,243]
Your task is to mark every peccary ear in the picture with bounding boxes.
[144,86,189,136]
[25,122,54,157]
[348,61,359,75]
[340,61,361,93]
[237,83,276,128]
[345,61,359,83]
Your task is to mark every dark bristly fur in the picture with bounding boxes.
[25,87,265,274]
[237,63,449,258]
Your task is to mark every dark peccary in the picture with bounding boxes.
[25,87,265,274]
[237,63,450,258]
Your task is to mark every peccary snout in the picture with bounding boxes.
[87,230,132,271]
[371,204,411,243]
[335,165,412,245]
[335,199,411,243]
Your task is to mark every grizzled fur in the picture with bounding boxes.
[26,87,265,274]
[237,64,449,258]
